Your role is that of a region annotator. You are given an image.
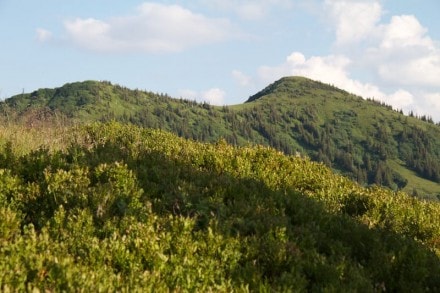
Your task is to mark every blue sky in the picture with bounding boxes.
[1,0,440,119]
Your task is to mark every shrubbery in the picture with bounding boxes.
[0,122,439,291]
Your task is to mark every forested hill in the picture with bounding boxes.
[2,77,440,198]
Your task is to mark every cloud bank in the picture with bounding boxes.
[61,3,237,53]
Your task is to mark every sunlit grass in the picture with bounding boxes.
[389,160,440,200]
[0,120,75,156]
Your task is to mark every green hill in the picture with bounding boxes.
[2,77,440,198]
[0,122,439,291]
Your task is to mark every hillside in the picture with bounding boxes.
[0,122,439,291]
[2,77,440,198]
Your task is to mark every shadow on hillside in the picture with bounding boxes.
[74,139,440,292]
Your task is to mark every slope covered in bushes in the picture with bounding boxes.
[0,122,439,291]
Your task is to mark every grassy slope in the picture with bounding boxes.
[0,122,439,291]
[389,160,440,197]
[2,77,440,197]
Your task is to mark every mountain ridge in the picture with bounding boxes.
[1,76,440,199]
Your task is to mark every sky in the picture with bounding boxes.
[1,0,440,119]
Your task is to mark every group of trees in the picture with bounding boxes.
[400,126,440,182]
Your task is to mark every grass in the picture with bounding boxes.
[0,122,73,155]
[389,160,440,199]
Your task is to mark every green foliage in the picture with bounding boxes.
[0,122,439,291]
[3,77,440,197]
[0,77,440,199]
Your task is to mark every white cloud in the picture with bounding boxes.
[285,53,351,86]
[386,90,414,109]
[324,1,440,89]
[179,88,226,105]
[371,15,440,88]
[398,91,440,121]
[325,0,382,45]
[380,15,433,50]
[35,28,53,42]
[64,18,111,51]
[377,54,440,88]
[63,3,237,53]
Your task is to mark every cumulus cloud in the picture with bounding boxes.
[380,15,433,50]
[179,88,226,105]
[372,15,440,88]
[324,2,440,90]
[386,90,415,109]
[376,54,440,88]
[63,3,237,53]
[325,0,382,45]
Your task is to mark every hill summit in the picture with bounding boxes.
[246,76,345,103]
